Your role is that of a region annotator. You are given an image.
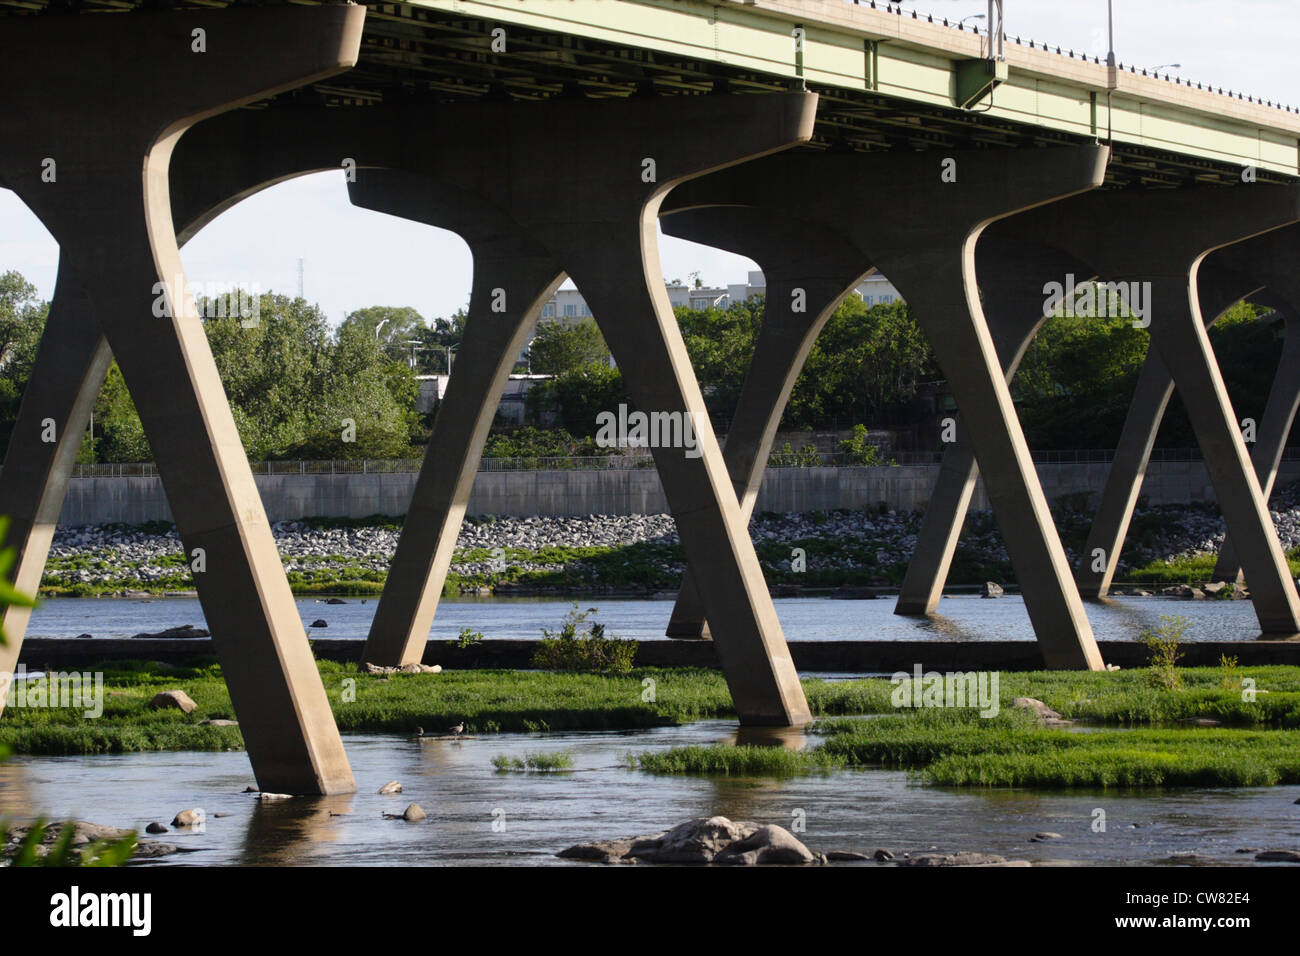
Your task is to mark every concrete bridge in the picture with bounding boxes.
[1,0,1298,794]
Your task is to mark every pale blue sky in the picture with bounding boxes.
[3,1,1296,325]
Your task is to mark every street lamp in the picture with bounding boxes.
[1154,63,1181,73]
[374,318,389,341]
[444,343,458,374]
[959,14,985,28]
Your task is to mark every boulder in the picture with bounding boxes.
[900,852,1027,867]
[402,804,427,822]
[557,839,638,864]
[825,850,871,861]
[1256,849,1300,863]
[199,718,238,727]
[145,822,169,835]
[130,624,209,639]
[1013,697,1063,721]
[325,598,348,605]
[148,690,197,714]
[873,849,895,861]
[714,825,816,865]
[377,780,403,795]
[981,581,1004,598]
[309,619,328,628]
[171,809,202,827]
[258,792,293,802]
[1030,832,1063,842]
[627,816,757,864]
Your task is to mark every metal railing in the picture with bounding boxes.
[64,447,1300,478]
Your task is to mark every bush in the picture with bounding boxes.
[836,424,887,466]
[1142,615,1188,691]
[531,603,638,674]
[768,442,823,468]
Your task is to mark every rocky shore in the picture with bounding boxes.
[37,485,1300,595]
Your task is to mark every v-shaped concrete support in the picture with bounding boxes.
[340,93,819,725]
[662,146,1111,669]
[894,231,1097,616]
[657,207,873,639]
[0,7,365,794]
[1021,189,1300,633]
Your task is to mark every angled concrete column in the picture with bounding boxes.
[1213,226,1300,581]
[1074,251,1262,598]
[0,269,110,677]
[340,94,818,723]
[658,207,872,639]
[0,7,365,793]
[894,234,1096,615]
[348,171,564,666]
[663,146,1110,669]
[1025,189,1300,633]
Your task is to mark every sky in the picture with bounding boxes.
[3,0,1297,326]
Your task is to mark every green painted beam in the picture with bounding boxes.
[414,0,1300,176]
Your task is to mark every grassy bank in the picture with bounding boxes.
[5,663,1300,790]
[0,661,886,755]
[627,666,1300,788]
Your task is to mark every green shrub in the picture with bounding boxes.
[1141,614,1187,691]
[531,603,638,674]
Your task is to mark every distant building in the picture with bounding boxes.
[533,270,903,329]
[417,373,551,424]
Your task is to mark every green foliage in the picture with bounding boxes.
[492,750,575,772]
[1220,653,1241,691]
[767,441,823,468]
[451,627,484,649]
[340,305,427,363]
[531,603,638,674]
[525,363,629,437]
[2,819,138,867]
[783,298,937,430]
[0,271,48,459]
[481,425,614,463]
[628,744,844,776]
[527,319,610,375]
[1141,614,1187,691]
[836,424,886,465]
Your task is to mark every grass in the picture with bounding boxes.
[492,750,575,772]
[8,662,1300,789]
[0,661,883,754]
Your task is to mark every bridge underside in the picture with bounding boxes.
[2,3,1298,795]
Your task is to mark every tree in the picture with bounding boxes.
[340,305,427,364]
[527,319,610,375]
[0,271,49,457]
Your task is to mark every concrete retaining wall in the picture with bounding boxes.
[56,460,1297,525]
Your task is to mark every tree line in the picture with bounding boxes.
[0,268,1287,463]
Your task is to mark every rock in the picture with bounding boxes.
[148,690,197,714]
[130,624,209,639]
[309,619,328,628]
[981,581,1004,598]
[242,786,258,793]
[377,780,403,795]
[259,793,293,802]
[402,804,427,822]
[825,850,871,861]
[1180,717,1223,727]
[627,816,758,864]
[873,849,895,861]
[132,841,179,859]
[1030,832,1063,842]
[900,852,1019,867]
[714,825,816,865]
[199,718,238,727]
[145,822,169,834]
[1235,847,1261,853]
[557,839,637,864]
[1256,849,1300,862]
[1162,584,1205,599]
[1013,697,1063,721]
[74,632,93,639]
[1202,581,1228,595]
[359,661,442,675]
[171,809,202,827]
[325,598,348,605]
[1132,589,1153,597]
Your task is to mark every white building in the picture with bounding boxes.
[535,270,903,326]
